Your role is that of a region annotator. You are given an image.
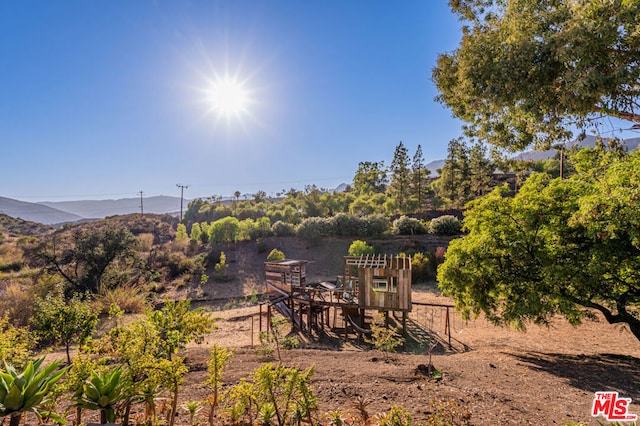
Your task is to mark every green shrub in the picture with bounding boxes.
[425,398,472,425]
[348,240,375,256]
[175,223,189,242]
[271,221,296,236]
[32,294,98,364]
[378,405,413,426]
[361,214,390,237]
[267,249,286,261]
[224,363,317,425]
[364,314,404,359]
[428,215,462,235]
[0,314,35,366]
[296,217,333,240]
[167,252,196,278]
[77,366,128,424]
[393,216,427,235]
[331,213,365,237]
[410,252,436,283]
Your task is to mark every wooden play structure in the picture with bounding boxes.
[262,254,413,339]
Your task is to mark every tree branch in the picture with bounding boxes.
[593,105,640,122]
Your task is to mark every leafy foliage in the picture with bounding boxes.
[271,221,295,237]
[39,225,140,293]
[223,363,317,426]
[428,215,462,236]
[0,314,35,366]
[206,345,233,425]
[146,299,215,359]
[393,216,427,235]
[433,0,640,150]
[32,293,98,364]
[438,147,640,341]
[365,314,404,359]
[266,249,286,262]
[348,240,375,256]
[175,224,189,242]
[410,252,435,284]
[353,161,388,195]
[296,217,333,241]
[377,405,413,426]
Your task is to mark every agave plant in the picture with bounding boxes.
[0,358,66,426]
[77,366,128,424]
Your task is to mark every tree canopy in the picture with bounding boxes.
[433,0,640,151]
[39,226,140,293]
[438,146,640,341]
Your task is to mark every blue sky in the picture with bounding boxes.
[1,1,464,202]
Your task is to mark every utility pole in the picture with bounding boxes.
[176,184,189,221]
[139,191,144,216]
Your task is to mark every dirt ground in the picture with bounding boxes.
[177,286,640,426]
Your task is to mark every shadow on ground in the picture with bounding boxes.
[511,352,640,399]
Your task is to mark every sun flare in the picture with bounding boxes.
[207,77,249,119]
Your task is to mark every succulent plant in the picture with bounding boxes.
[0,358,66,426]
[77,366,128,424]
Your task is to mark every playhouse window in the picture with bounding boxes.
[372,276,398,293]
[372,277,388,292]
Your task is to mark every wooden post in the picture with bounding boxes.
[289,296,295,329]
[445,306,451,349]
[267,305,272,336]
[251,315,254,347]
[402,311,407,338]
[259,304,263,333]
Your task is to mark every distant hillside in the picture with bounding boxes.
[0,214,54,237]
[514,136,640,161]
[0,197,83,225]
[426,159,445,177]
[39,195,185,219]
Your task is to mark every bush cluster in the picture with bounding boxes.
[392,216,428,235]
[296,214,390,240]
[428,215,462,235]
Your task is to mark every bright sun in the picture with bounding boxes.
[207,77,249,119]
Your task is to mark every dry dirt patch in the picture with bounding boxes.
[180,288,640,425]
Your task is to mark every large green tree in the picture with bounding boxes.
[438,146,640,341]
[39,226,140,293]
[433,0,640,151]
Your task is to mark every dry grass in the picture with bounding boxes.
[95,284,149,314]
[0,282,35,326]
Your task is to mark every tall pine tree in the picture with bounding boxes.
[436,138,470,207]
[388,141,411,213]
[468,143,494,197]
[411,144,431,211]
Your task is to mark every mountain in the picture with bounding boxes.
[514,136,640,161]
[39,195,186,219]
[426,159,445,177]
[0,196,83,225]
